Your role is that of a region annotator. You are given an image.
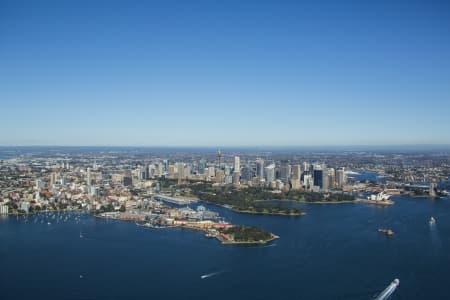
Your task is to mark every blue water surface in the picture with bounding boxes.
[1,196,449,300]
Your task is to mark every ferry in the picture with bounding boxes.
[378,228,394,236]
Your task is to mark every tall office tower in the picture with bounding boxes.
[139,166,146,180]
[256,159,265,178]
[321,168,329,191]
[313,169,323,188]
[264,164,276,183]
[240,165,253,182]
[215,169,225,183]
[234,156,240,173]
[177,162,184,184]
[302,162,310,174]
[217,149,222,168]
[292,165,301,179]
[123,170,132,186]
[303,174,313,190]
[280,163,291,184]
[163,160,168,172]
[328,168,336,189]
[85,168,91,186]
[157,163,163,177]
[290,177,302,190]
[184,165,191,179]
[50,172,58,187]
[145,164,150,179]
[198,159,206,175]
[207,166,215,178]
[168,164,176,177]
[336,168,346,188]
[233,156,241,185]
[224,165,231,176]
[232,171,240,185]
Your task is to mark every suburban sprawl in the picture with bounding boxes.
[1,147,449,244]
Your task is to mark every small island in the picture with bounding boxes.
[217,226,278,245]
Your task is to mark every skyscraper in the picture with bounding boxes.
[240,165,254,182]
[321,168,329,191]
[198,159,206,175]
[313,169,323,188]
[292,165,301,180]
[232,171,240,185]
[233,156,241,185]
[302,162,310,174]
[234,156,240,173]
[328,168,336,189]
[177,162,184,185]
[264,164,275,183]
[217,149,222,168]
[50,172,58,187]
[256,159,264,178]
[145,164,150,179]
[123,170,132,186]
[280,163,291,184]
[336,168,346,188]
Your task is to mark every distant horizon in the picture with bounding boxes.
[1,143,450,150]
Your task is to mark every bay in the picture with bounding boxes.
[1,196,449,299]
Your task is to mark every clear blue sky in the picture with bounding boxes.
[1,0,450,146]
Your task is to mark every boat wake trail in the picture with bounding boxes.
[374,278,399,300]
[200,270,226,279]
[430,224,442,252]
[260,243,276,248]
[246,243,277,249]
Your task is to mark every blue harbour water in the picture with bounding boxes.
[1,196,450,300]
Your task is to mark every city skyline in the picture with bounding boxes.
[2,2,450,299]
[1,0,450,146]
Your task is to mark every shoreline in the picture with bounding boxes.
[254,199,356,205]
[95,214,278,246]
[355,199,394,206]
[231,208,306,216]
[198,200,306,216]
[3,208,85,216]
[220,234,279,245]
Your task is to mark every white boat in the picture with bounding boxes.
[429,217,436,225]
[375,278,399,300]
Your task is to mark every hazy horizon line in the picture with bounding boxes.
[1,144,450,149]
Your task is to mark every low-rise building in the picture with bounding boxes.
[0,204,8,215]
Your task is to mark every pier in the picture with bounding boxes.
[152,195,197,206]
